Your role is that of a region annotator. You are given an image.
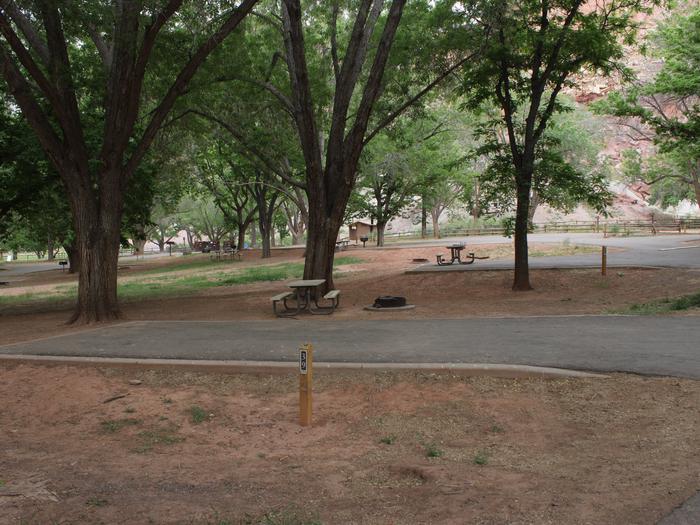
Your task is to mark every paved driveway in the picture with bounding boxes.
[404,233,700,272]
[2,317,699,379]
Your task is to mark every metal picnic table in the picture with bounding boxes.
[436,243,489,266]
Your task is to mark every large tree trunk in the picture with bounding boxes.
[303,207,344,292]
[421,201,427,238]
[133,238,147,255]
[376,221,387,247]
[69,191,123,323]
[237,223,247,250]
[64,241,80,274]
[258,213,272,258]
[513,176,533,291]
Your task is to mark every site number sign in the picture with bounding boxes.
[300,349,308,375]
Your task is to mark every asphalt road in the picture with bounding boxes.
[2,316,699,378]
[405,233,700,272]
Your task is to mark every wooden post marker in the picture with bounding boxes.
[299,343,313,426]
[601,246,607,276]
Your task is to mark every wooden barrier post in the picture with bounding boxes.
[601,246,607,276]
[299,343,313,426]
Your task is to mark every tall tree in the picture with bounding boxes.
[460,0,655,290]
[0,0,256,322]
[281,0,481,289]
[597,7,700,206]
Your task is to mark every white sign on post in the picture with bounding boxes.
[299,349,308,375]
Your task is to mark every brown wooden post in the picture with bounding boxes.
[601,246,607,276]
[299,343,313,426]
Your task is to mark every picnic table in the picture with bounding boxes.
[436,243,488,266]
[210,248,241,261]
[271,279,341,316]
[335,239,350,251]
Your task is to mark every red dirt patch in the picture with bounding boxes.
[0,365,698,524]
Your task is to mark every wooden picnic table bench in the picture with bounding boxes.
[272,279,341,316]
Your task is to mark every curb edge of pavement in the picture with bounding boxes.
[0,354,606,378]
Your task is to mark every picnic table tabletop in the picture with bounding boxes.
[288,279,326,288]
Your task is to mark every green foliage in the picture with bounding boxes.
[595,6,700,205]
[189,406,209,424]
[473,451,489,465]
[475,102,614,219]
[425,443,444,458]
[622,292,700,314]
[100,418,142,434]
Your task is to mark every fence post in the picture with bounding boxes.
[299,343,313,427]
[601,246,607,276]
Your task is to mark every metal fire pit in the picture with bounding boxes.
[364,296,416,312]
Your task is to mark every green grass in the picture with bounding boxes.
[617,291,700,315]
[425,443,444,458]
[0,256,364,309]
[189,405,209,424]
[86,497,108,507]
[133,426,184,453]
[473,451,489,466]
[100,418,142,434]
[379,435,396,445]
[138,256,238,275]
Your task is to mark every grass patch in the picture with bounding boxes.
[618,291,700,315]
[189,405,209,424]
[425,443,444,458]
[86,497,108,507]
[0,255,364,309]
[133,426,184,453]
[138,256,238,275]
[474,451,489,465]
[100,418,142,434]
[379,435,396,445]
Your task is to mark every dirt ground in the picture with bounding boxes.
[1,243,699,346]
[0,365,698,525]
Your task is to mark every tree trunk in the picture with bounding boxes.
[258,211,272,258]
[376,221,386,247]
[133,239,147,255]
[157,239,165,252]
[528,189,540,224]
[513,177,533,291]
[421,200,427,238]
[692,167,700,207]
[64,241,80,274]
[472,178,481,221]
[237,223,248,250]
[251,221,257,247]
[47,234,55,261]
[431,210,441,239]
[69,201,123,323]
[185,228,195,249]
[303,208,344,292]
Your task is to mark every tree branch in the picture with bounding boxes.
[364,49,481,144]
